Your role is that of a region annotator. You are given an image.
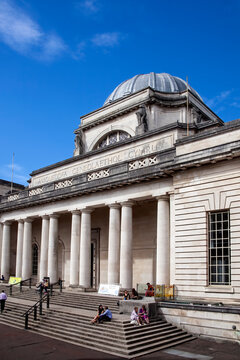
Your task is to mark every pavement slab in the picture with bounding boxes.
[0,324,240,360]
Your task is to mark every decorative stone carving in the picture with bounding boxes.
[88,169,109,181]
[74,130,85,156]
[129,156,158,171]
[29,187,43,196]
[135,105,148,135]
[8,194,19,201]
[55,179,73,189]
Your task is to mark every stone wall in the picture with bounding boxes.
[173,158,240,301]
[158,305,240,342]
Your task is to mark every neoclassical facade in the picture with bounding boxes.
[0,73,240,302]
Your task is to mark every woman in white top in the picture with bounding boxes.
[130,307,141,325]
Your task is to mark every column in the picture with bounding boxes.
[39,216,49,280]
[48,214,59,284]
[70,210,81,286]
[1,222,11,280]
[120,202,134,289]
[79,209,92,288]
[156,196,170,285]
[22,219,33,280]
[0,223,3,274]
[108,204,120,284]
[15,220,24,278]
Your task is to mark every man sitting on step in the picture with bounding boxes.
[98,306,112,323]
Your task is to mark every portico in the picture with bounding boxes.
[0,186,172,289]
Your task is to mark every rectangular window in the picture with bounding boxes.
[208,211,231,285]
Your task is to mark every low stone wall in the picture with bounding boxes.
[158,303,240,342]
[119,299,157,318]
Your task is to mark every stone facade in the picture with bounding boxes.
[0,73,239,306]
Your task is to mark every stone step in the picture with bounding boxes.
[127,335,195,359]
[32,327,129,357]
[1,291,195,359]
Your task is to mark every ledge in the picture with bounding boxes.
[204,286,234,294]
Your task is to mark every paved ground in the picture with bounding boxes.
[0,324,239,360]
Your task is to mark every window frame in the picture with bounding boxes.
[207,210,231,286]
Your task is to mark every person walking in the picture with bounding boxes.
[0,290,7,313]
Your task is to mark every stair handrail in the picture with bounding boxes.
[49,279,64,296]
[8,277,32,295]
[22,292,50,329]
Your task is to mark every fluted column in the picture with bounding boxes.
[1,222,11,280]
[70,211,81,286]
[39,216,49,280]
[156,196,170,284]
[108,204,121,284]
[15,220,24,278]
[0,223,3,275]
[120,202,134,289]
[48,214,59,284]
[79,209,92,288]
[22,219,33,280]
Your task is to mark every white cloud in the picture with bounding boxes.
[206,90,231,108]
[76,0,99,13]
[91,32,121,47]
[0,0,66,61]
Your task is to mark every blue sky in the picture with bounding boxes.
[0,0,240,185]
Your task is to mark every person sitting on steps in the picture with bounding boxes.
[98,306,112,323]
[130,288,139,299]
[138,304,149,324]
[91,304,104,323]
[130,306,141,326]
[145,282,154,297]
[123,290,130,300]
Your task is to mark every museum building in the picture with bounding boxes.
[0,72,240,304]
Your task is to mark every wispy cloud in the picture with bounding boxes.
[0,0,67,61]
[91,32,121,47]
[230,101,240,108]
[206,90,232,109]
[75,0,99,14]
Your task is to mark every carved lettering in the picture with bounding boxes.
[31,136,172,187]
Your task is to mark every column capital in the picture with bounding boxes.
[108,203,121,209]
[49,213,60,219]
[41,215,49,220]
[81,208,93,214]
[156,195,169,201]
[17,219,24,224]
[120,201,135,207]
[23,217,34,223]
[3,220,12,225]
[71,210,81,215]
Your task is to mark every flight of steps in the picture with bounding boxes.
[0,285,195,358]
[4,286,120,313]
[0,301,195,359]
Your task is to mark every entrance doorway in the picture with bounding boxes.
[91,228,100,289]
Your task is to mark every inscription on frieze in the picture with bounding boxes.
[31,136,172,187]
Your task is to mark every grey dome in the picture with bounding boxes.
[104,72,202,104]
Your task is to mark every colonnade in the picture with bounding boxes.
[0,196,170,288]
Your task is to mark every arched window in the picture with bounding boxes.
[96,131,130,149]
[32,244,38,276]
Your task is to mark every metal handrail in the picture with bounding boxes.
[50,279,64,296]
[22,292,50,329]
[9,277,32,295]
